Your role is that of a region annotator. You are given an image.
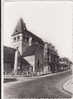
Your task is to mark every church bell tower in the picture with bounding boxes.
[11,18,27,55]
[11,18,27,74]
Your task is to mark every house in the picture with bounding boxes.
[3,46,15,74]
[3,46,32,75]
[58,57,72,71]
[43,42,59,73]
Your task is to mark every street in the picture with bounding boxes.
[4,71,72,99]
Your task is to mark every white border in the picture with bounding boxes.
[1,1,73,99]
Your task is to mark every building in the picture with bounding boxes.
[11,18,45,75]
[3,46,15,74]
[58,57,72,71]
[4,18,60,75]
[3,46,32,75]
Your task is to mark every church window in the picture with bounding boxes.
[29,37,32,46]
[14,37,16,41]
[17,36,20,40]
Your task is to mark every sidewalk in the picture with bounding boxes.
[63,75,73,95]
[4,70,71,85]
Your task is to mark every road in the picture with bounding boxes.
[4,71,72,99]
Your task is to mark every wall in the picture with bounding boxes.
[4,63,13,74]
[35,46,44,73]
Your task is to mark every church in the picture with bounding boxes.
[4,18,60,76]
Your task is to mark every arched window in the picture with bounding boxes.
[29,37,32,46]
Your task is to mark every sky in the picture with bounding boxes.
[3,1,73,61]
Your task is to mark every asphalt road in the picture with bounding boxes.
[4,71,72,99]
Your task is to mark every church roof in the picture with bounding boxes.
[18,55,31,67]
[22,43,44,57]
[23,30,44,45]
[11,18,44,45]
[11,18,27,36]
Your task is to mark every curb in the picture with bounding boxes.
[4,70,72,80]
[15,70,72,83]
